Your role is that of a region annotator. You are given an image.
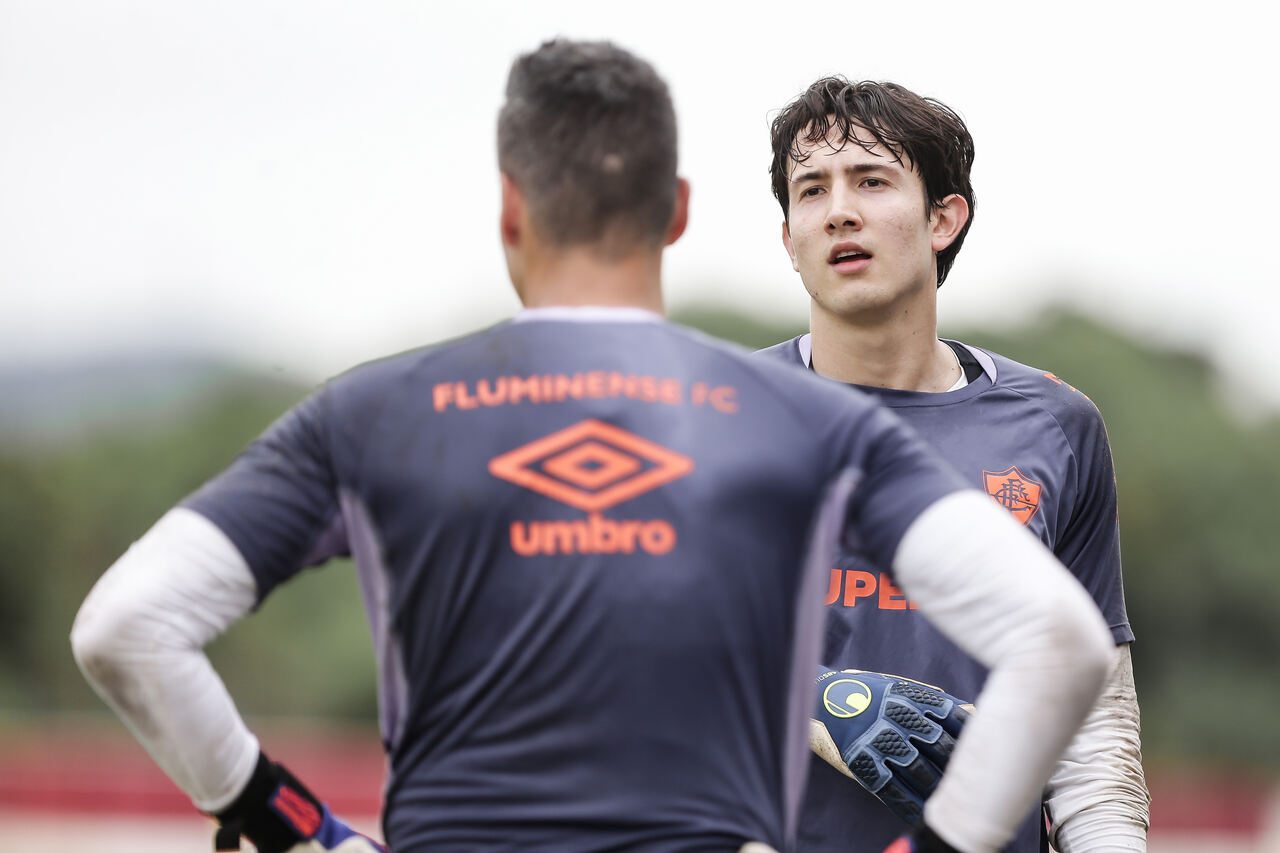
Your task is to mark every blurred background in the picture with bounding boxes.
[2,1,1277,850]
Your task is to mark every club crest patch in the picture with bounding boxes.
[982,466,1043,526]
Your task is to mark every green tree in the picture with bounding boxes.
[7,309,1279,773]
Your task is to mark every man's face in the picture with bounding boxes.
[782,123,942,322]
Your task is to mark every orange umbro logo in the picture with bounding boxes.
[489,419,694,512]
[983,466,1043,526]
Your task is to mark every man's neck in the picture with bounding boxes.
[808,302,960,392]
[519,245,666,314]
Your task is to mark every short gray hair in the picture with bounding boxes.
[497,40,678,254]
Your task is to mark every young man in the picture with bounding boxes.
[761,79,1150,852]
[71,46,1112,853]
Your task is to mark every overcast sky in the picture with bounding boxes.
[3,1,1277,408]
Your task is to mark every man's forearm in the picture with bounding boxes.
[892,490,1114,853]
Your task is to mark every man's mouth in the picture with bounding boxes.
[829,245,871,266]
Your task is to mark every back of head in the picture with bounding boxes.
[769,78,976,286]
[498,40,678,257]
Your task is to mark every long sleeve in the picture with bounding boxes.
[1046,645,1150,852]
[70,507,261,812]
[891,490,1115,853]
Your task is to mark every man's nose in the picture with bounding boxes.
[824,188,861,232]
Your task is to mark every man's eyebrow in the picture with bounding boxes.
[790,160,901,185]
[844,161,899,176]
[789,167,828,185]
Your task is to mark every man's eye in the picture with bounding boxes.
[862,178,884,189]
[801,186,824,198]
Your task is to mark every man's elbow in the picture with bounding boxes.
[71,598,124,688]
[70,591,154,701]
[1044,590,1116,699]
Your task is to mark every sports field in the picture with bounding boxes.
[0,810,383,852]
[0,809,1274,852]
[3,723,1276,851]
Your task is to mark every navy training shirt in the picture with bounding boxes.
[758,334,1132,853]
[183,314,968,853]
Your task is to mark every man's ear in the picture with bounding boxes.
[500,173,525,249]
[930,193,970,253]
[664,178,691,246]
[781,220,799,272]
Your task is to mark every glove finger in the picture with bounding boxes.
[887,679,971,742]
[851,725,940,799]
[848,735,935,827]
[875,777,926,828]
[887,681,957,724]
[938,702,972,739]
[885,751,944,799]
[883,699,945,746]
[306,806,386,852]
[915,728,957,770]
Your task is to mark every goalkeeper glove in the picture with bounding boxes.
[810,667,972,828]
[212,751,386,853]
[882,823,962,853]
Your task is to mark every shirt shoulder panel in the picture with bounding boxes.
[755,335,807,369]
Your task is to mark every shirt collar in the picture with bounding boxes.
[512,306,665,324]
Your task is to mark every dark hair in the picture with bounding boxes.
[497,40,678,254]
[769,78,976,286]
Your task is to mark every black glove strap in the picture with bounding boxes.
[912,822,963,853]
[213,751,323,853]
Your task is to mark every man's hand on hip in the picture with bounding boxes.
[810,667,973,828]
[212,751,385,853]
